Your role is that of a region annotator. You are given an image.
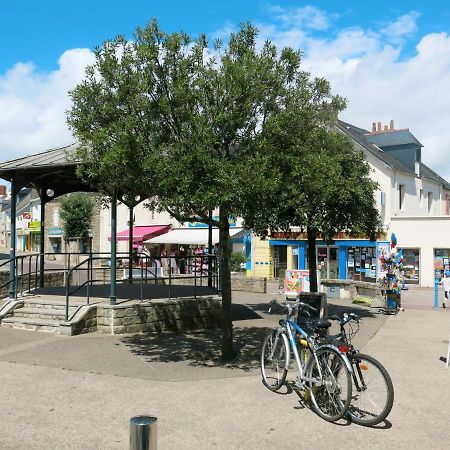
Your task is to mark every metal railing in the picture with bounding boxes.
[1,251,218,321]
[63,252,219,321]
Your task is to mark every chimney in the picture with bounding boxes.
[389,120,394,131]
[372,122,377,133]
[377,122,382,132]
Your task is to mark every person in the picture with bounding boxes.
[442,273,450,308]
[160,247,168,276]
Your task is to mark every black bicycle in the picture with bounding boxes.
[324,313,394,426]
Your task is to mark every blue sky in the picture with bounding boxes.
[1,0,450,178]
[3,0,449,72]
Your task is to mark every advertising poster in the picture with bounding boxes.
[376,241,390,280]
[284,269,310,298]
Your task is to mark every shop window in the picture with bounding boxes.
[346,246,376,282]
[400,248,420,284]
[434,249,450,279]
[399,184,405,210]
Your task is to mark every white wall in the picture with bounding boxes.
[391,216,450,286]
[99,200,179,253]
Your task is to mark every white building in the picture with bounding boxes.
[249,120,450,287]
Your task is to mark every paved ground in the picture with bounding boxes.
[0,283,448,449]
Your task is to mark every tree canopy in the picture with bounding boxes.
[67,19,379,358]
[59,193,95,241]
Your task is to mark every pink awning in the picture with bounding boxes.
[109,225,171,244]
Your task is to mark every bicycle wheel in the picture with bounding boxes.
[306,346,352,422]
[348,353,394,426]
[261,329,289,391]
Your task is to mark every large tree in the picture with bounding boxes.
[67,20,375,358]
[242,81,380,291]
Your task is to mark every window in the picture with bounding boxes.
[52,209,59,227]
[400,248,420,284]
[399,184,405,210]
[427,192,433,213]
[419,189,423,207]
[446,196,450,215]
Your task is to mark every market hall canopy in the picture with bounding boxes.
[145,227,243,246]
[109,225,171,245]
[0,143,95,199]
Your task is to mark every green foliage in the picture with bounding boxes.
[59,194,94,241]
[229,252,248,272]
[66,19,378,354]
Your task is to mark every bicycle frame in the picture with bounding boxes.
[272,315,353,388]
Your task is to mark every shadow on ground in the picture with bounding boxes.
[120,325,271,372]
[250,301,379,320]
[120,300,380,372]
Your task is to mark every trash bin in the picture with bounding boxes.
[296,292,328,334]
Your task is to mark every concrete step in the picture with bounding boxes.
[1,317,60,332]
[20,300,78,311]
[12,307,67,321]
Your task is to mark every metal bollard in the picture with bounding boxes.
[130,415,157,450]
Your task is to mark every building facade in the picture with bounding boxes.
[246,120,450,287]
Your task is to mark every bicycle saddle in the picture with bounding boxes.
[314,320,331,330]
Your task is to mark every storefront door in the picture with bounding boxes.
[273,246,287,279]
[317,246,338,280]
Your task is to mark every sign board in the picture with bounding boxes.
[376,241,390,281]
[48,227,62,236]
[284,269,310,299]
[188,216,237,228]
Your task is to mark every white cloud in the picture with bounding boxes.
[0,7,449,183]
[0,48,94,161]
[270,5,335,31]
[258,9,450,180]
[381,11,420,42]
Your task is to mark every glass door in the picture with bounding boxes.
[316,246,339,280]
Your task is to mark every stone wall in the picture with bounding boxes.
[96,296,221,335]
[230,274,267,293]
[68,306,98,335]
[0,271,64,298]
[321,279,382,300]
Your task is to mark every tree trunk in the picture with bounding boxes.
[307,226,318,292]
[218,206,235,360]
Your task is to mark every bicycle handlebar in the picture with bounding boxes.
[328,312,359,325]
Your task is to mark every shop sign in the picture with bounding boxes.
[22,212,31,220]
[48,227,62,236]
[28,221,41,229]
[189,216,237,228]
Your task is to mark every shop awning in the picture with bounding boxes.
[109,225,171,243]
[144,227,243,246]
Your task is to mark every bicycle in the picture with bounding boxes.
[261,299,353,422]
[326,313,395,426]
